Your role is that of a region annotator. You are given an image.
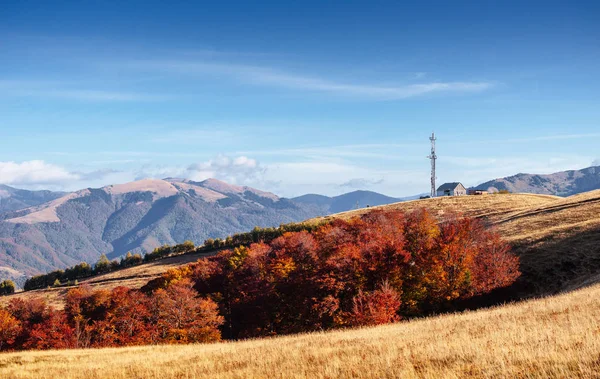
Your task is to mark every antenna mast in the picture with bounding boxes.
[428,133,437,197]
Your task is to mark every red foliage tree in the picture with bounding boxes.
[182,208,519,337]
[23,310,75,350]
[351,282,402,326]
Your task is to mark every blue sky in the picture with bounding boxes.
[1,1,599,197]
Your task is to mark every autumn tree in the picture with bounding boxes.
[149,279,223,343]
[91,287,151,347]
[0,309,21,351]
[23,309,74,350]
[351,282,402,326]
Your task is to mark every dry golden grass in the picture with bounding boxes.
[309,192,561,225]
[2,279,600,378]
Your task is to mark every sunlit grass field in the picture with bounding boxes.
[2,279,599,378]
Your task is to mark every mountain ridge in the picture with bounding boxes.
[0,184,66,215]
[474,165,600,196]
[291,190,410,214]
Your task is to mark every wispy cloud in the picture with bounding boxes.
[0,80,167,102]
[236,143,425,160]
[146,129,234,144]
[128,60,493,100]
[450,133,600,145]
[339,178,384,189]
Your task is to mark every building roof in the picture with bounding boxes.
[437,182,464,191]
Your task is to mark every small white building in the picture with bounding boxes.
[436,182,467,197]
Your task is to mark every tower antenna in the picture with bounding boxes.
[428,133,437,197]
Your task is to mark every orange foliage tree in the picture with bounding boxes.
[0,309,21,350]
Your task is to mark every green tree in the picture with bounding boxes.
[94,254,111,274]
[0,280,16,295]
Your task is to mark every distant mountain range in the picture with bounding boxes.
[3,164,599,284]
[0,179,406,284]
[475,165,600,196]
[291,190,417,214]
[0,185,65,214]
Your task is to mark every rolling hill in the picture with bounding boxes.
[291,190,408,213]
[475,165,600,196]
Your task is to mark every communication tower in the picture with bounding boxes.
[428,133,437,197]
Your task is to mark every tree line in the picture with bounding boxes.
[21,222,324,292]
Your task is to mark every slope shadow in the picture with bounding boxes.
[108,196,179,259]
[455,225,600,311]
[493,196,600,225]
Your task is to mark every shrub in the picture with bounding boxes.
[0,280,16,295]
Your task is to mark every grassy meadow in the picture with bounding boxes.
[2,279,600,378]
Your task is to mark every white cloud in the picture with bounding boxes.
[135,155,265,186]
[130,59,493,100]
[0,160,79,186]
[592,159,600,167]
[0,160,127,190]
[187,155,263,184]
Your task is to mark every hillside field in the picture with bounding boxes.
[4,190,600,308]
[2,274,599,378]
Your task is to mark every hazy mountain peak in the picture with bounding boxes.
[199,178,245,193]
[5,190,91,224]
[198,178,280,201]
[103,178,179,199]
[0,184,67,215]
